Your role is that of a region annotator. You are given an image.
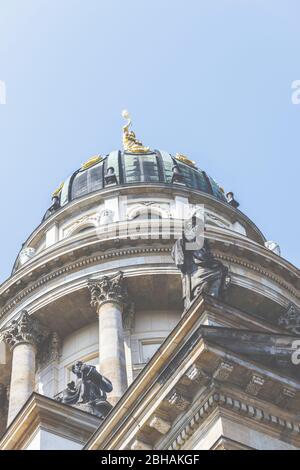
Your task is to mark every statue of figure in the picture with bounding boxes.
[122,110,150,154]
[59,361,113,408]
[172,224,230,310]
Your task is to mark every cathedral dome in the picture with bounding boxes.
[44,149,226,221]
[43,111,229,220]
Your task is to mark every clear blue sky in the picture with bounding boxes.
[0,0,299,282]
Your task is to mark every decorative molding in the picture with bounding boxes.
[275,387,296,408]
[168,391,300,450]
[149,415,171,435]
[215,253,299,299]
[64,215,99,238]
[245,375,265,396]
[185,364,209,385]
[167,388,191,411]
[19,247,36,267]
[88,271,128,311]
[131,439,153,450]
[0,247,170,319]
[206,213,230,229]
[126,202,171,221]
[1,245,299,320]
[213,361,234,381]
[1,310,48,350]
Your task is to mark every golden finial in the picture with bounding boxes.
[52,182,64,198]
[122,110,150,154]
[175,153,197,168]
[81,155,103,170]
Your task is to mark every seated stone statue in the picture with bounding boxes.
[59,361,113,408]
[172,223,230,310]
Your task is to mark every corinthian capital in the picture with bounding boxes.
[88,271,128,311]
[2,310,48,350]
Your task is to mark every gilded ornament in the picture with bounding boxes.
[175,153,196,168]
[122,110,150,154]
[81,155,103,170]
[52,182,64,198]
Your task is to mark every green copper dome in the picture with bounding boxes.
[43,150,227,221]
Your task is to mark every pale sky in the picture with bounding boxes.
[0,0,299,282]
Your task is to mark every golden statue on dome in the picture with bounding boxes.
[122,110,150,154]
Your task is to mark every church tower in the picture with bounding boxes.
[0,113,299,450]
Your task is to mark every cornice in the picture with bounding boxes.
[0,247,171,319]
[0,392,101,450]
[14,183,265,265]
[215,252,300,300]
[3,216,298,303]
[0,238,299,321]
[167,390,300,450]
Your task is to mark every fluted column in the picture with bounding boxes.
[3,310,47,424]
[88,272,128,406]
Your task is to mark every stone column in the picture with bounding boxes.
[0,383,8,434]
[3,310,47,424]
[88,271,128,406]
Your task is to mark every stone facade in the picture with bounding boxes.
[0,141,299,450]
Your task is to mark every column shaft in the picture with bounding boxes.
[3,310,47,425]
[7,342,36,424]
[98,301,127,405]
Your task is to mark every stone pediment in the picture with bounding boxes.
[0,393,101,450]
[84,296,300,451]
[199,326,300,379]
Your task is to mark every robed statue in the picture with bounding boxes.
[172,218,230,310]
[58,361,113,417]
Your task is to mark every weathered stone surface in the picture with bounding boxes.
[131,439,152,450]
[89,273,128,406]
[185,364,209,384]
[245,375,265,396]
[37,332,61,369]
[213,361,234,381]
[167,388,190,411]
[2,310,48,350]
[149,415,171,434]
[275,387,296,408]
[7,342,36,424]
[2,311,49,425]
